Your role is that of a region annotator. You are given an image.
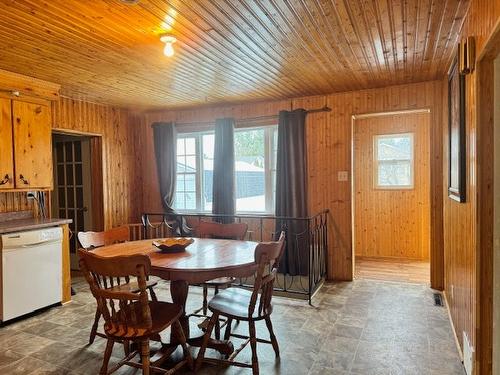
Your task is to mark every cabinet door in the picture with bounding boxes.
[0,98,14,189]
[13,100,53,189]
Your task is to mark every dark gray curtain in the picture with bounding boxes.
[275,109,308,276]
[212,118,235,222]
[152,122,177,213]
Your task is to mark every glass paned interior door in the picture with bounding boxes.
[52,135,92,269]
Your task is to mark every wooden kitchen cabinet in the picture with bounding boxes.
[0,98,14,189]
[0,98,53,190]
[13,100,52,189]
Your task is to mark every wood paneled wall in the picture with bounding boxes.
[353,112,431,260]
[131,80,444,282]
[52,98,137,229]
[442,1,500,373]
[0,96,136,231]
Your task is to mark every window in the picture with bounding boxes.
[234,127,278,212]
[374,133,414,189]
[174,133,214,211]
[174,126,278,213]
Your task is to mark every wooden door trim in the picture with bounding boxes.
[474,18,500,375]
[350,109,441,288]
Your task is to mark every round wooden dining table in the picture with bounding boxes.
[91,237,259,354]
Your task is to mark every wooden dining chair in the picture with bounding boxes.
[78,226,158,344]
[78,250,192,375]
[191,221,248,338]
[195,232,286,375]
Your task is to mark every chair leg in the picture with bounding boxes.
[224,318,233,341]
[123,340,130,356]
[202,285,208,315]
[174,319,194,370]
[148,286,158,302]
[195,313,218,371]
[249,320,259,375]
[140,340,150,375]
[265,316,280,357]
[89,308,101,345]
[99,338,114,375]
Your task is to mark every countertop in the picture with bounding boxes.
[0,217,72,234]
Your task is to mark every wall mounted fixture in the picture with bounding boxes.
[459,37,475,74]
[160,34,176,57]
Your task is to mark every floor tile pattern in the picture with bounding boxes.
[0,278,465,374]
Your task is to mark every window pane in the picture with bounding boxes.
[185,155,196,170]
[375,133,413,188]
[185,174,196,191]
[378,161,412,186]
[174,193,185,209]
[176,175,185,191]
[177,156,186,172]
[185,138,196,155]
[185,192,196,209]
[176,138,184,155]
[377,135,412,160]
[235,129,266,212]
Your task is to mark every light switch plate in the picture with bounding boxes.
[338,171,349,182]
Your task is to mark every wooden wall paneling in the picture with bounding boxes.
[90,136,104,231]
[441,1,500,372]
[0,97,13,189]
[0,68,60,101]
[52,97,136,229]
[135,81,444,283]
[353,112,431,261]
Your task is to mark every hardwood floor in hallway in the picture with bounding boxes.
[355,256,430,285]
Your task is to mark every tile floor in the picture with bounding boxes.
[0,277,465,375]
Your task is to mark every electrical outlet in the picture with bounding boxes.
[27,191,36,200]
[463,332,474,375]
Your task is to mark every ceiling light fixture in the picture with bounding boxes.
[160,34,176,57]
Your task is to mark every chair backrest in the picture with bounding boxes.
[196,221,248,240]
[78,249,152,335]
[248,232,286,317]
[78,226,130,250]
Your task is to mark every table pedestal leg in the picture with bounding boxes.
[169,280,234,355]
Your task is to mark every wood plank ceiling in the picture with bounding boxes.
[0,0,469,108]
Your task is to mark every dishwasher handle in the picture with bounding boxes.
[20,239,61,248]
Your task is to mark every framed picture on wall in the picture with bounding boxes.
[448,56,466,202]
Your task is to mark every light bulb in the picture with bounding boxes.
[163,42,174,57]
[160,35,176,57]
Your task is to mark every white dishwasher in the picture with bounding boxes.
[1,227,63,322]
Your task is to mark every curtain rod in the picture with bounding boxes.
[161,105,332,128]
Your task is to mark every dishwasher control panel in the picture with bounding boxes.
[2,227,63,249]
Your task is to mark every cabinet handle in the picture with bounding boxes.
[0,174,10,185]
[19,174,29,185]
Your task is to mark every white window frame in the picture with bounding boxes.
[373,132,414,190]
[174,125,278,214]
[175,132,212,212]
